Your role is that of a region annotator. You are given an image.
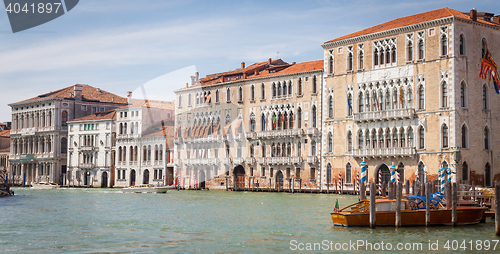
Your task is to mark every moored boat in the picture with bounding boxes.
[0,186,14,197]
[31,182,60,189]
[122,184,171,193]
[331,197,486,227]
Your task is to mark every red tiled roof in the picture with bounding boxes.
[118,99,174,110]
[0,130,10,138]
[0,122,6,126]
[324,8,500,44]
[180,59,323,90]
[0,147,10,152]
[68,110,117,122]
[13,84,127,104]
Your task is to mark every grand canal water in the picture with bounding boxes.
[1,188,498,253]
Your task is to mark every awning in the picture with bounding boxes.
[213,123,220,137]
[174,125,181,139]
[190,125,197,139]
[235,120,242,135]
[197,125,205,138]
[205,94,211,103]
[223,122,231,137]
[184,126,191,139]
[204,124,210,138]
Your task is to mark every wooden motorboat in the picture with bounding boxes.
[0,186,14,197]
[331,197,486,227]
[31,182,60,189]
[122,184,171,193]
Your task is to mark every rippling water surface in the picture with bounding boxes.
[0,188,498,253]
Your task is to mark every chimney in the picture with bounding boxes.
[484,12,494,22]
[255,70,260,75]
[268,58,272,65]
[493,15,500,24]
[470,8,477,21]
[186,82,189,88]
[292,62,296,65]
[127,91,132,104]
[241,62,245,69]
[74,85,83,101]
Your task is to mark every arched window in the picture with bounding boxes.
[262,143,266,157]
[271,143,275,157]
[417,162,425,183]
[441,35,448,55]
[289,112,294,129]
[481,38,487,58]
[482,84,488,110]
[442,124,449,148]
[61,111,68,126]
[358,93,364,113]
[311,141,316,155]
[399,128,405,147]
[329,56,334,74]
[215,89,219,103]
[347,52,353,71]
[358,131,364,149]
[485,163,491,187]
[345,163,352,184]
[312,105,317,128]
[347,131,352,152]
[386,47,391,64]
[385,91,391,110]
[297,108,302,128]
[261,114,266,131]
[407,41,413,61]
[261,83,265,99]
[407,127,414,147]
[278,82,282,97]
[459,34,465,55]
[178,95,182,107]
[462,162,469,181]
[462,124,468,148]
[283,83,287,97]
[312,76,317,94]
[418,39,424,60]
[391,46,396,63]
[297,141,301,156]
[484,127,490,150]
[298,78,302,95]
[392,129,398,148]
[272,83,276,98]
[288,81,292,95]
[347,94,353,116]
[61,137,67,154]
[374,48,379,65]
[460,81,467,107]
[251,85,255,101]
[358,51,364,69]
[418,85,424,109]
[385,129,391,148]
[188,93,192,106]
[326,163,332,184]
[328,96,334,118]
[238,87,243,102]
[441,82,448,108]
[250,118,255,132]
[328,132,333,152]
[226,88,231,102]
[380,48,385,65]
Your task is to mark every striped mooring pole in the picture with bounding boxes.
[396,172,400,183]
[378,170,382,196]
[356,171,360,195]
[390,164,396,183]
[447,168,452,183]
[338,171,342,195]
[439,167,445,193]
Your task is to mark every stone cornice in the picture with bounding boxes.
[322,17,454,49]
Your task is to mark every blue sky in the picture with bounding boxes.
[0,0,497,122]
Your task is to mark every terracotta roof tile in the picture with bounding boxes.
[13,84,127,104]
[0,130,10,138]
[324,8,500,44]
[68,110,117,122]
[0,122,6,126]
[118,99,174,110]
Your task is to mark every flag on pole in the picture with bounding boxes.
[479,45,500,94]
[374,91,380,110]
[333,199,339,213]
[399,86,403,103]
[272,114,276,128]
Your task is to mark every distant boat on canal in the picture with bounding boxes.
[122,184,175,193]
[0,186,14,197]
[31,182,60,189]
[331,197,486,227]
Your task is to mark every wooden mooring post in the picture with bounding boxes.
[396,182,402,227]
[495,184,500,236]
[388,181,394,199]
[370,182,376,228]
[452,182,457,227]
[426,181,430,227]
[405,180,410,195]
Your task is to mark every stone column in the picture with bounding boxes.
[35,163,39,182]
[50,162,55,183]
[20,163,25,186]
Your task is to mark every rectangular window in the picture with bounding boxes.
[310,168,316,180]
[81,105,87,111]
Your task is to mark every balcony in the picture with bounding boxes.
[79,163,94,169]
[258,157,266,164]
[267,157,290,165]
[291,157,302,164]
[174,137,182,144]
[353,108,415,122]
[222,158,232,165]
[245,132,256,139]
[254,128,304,139]
[245,157,255,165]
[305,128,319,136]
[307,156,318,164]
[234,133,244,142]
[184,159,191,165]
[352,147,416,157]
[79,146,95,152]
[233,157,244,165]
[208,158,219,165]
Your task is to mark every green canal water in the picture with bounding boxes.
[1,188,499,253]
